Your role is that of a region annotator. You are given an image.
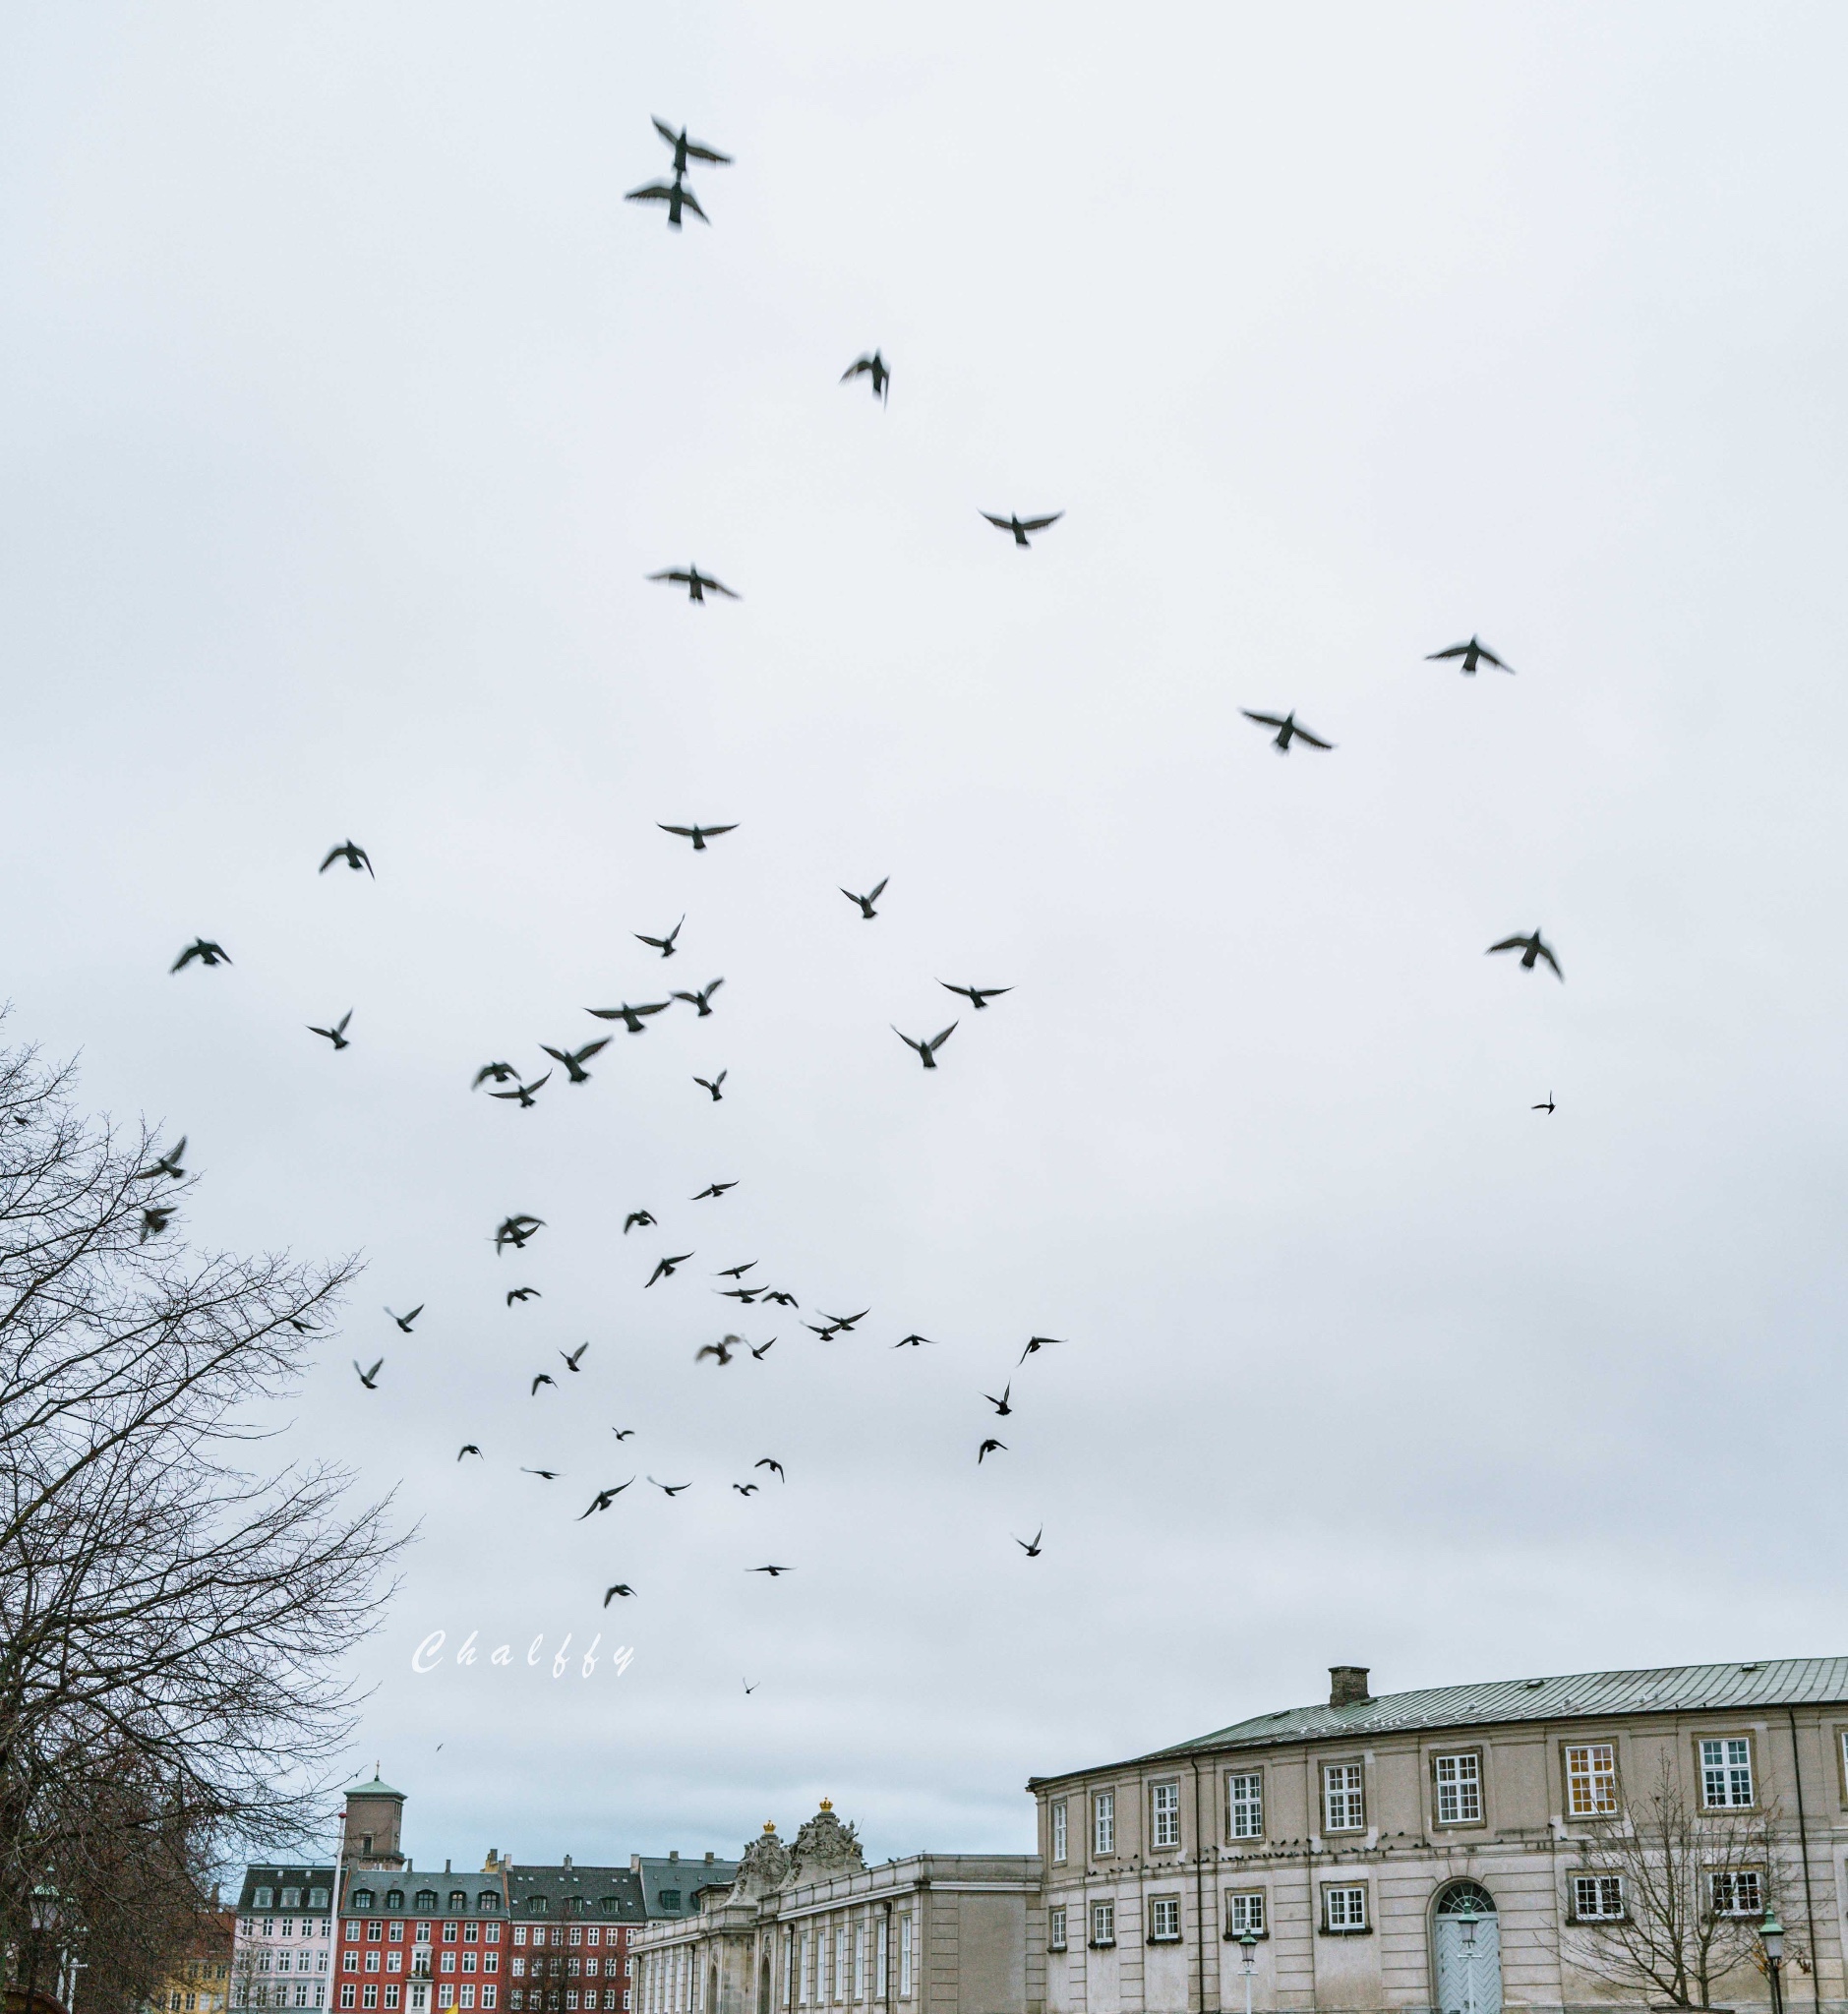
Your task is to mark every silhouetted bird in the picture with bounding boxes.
[611,1427,636,1442]
[648,1477,690,1496]
[673,977,725,1016]
[841,350,891,401]
[648,564,737,603]
[309,1010,353,1050]
[578,1481,632,1518]
[841,877,888,919]
[692,1181,737,1201]
[819,1309,868,1332]
[495,1214,545,1253]
[473,1062,519,1089]
[1488,929,1563,979]
[140,1205,175,1241]
[696,1336,739,1366]
[1427,634,1514,676]
[894,1333,937,1347]
[320,840,374,876]
[490,1074,550,1107]
[717,1262,756,1278]
[748,1565,793,1576]
[761,1289,799,1307]
[694,1071,728,1101]
[645,1253,694,1287]
[625,176,707,229]
[507,1287,541,1305]
[984,1383,1013,1417]
[978,1439,1005,1462]
[457,1445,482,1460]
[733,1483,759,1496]
[754,1457,785,1480]
[894,1023,956,1069]
[1016,1527,1043,1558]
[747,1336,776,1360]
[530,1374,555,1395]
[561,1342,589,1373]
[603,1584,635,1604]
[1533,1093,1556,1114]
[588,1000,669,1034]
[938,982,1011,1010]
[636,917,685,958]
[623,1211,657,1234]
[983,510,1063,548]
[542,1037,611,1084]
[1019,1334,1064,1363]
[1241,709,1334,753]
[659,822,737,850]
[171,939,230,973]
[386,1305,423,1334]
[521,1467,559,1481]
[353,1358,384,1390]
[136,1137,187,1181]
[805,1320,844,1340]
[652,117,733,175]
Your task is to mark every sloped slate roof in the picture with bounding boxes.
[1031,1656,1848,1785]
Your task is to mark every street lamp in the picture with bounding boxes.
[1238,1930,1258,2014]
[1759,1908,1785,2014]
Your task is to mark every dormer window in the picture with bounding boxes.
[448,1893,466,1914]
[416,1894,439,1914]
[282,1891,302,1911]
[257,1890,275,1911]
[478,1895,500,1915]
[387,1894,405,1912]
[310,1891,330,1912]
[352,1893,375,1913]
[598,1901,620,1919]
[658,1894,680,1913]
[528,1900,548,1919]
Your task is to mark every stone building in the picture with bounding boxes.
[627,1805,1042,2014]
[230,1866,335,2014]
[1029,1658,1848,2014]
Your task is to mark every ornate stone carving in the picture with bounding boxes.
[786,1801,864,1884]
[730,1821,791,1900]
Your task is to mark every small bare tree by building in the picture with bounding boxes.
[1565,1756,1793,2008]
[0,1035,401,2014]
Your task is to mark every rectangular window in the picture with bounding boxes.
[340,1991,356,2008]
[586,1936,600,1952]
[1322,1764,1365,1833]
[445,1931,459,1947]
[387,1956,401,1975]
[1093,1791,1115,1856]
[345,1959,360,1976]
[463,1959,478,1976]
[1047,1909,1067,1954]
[442,1960,456,1977]
[1088,1903,1114,1949]
[854,1924,864,2002]
[1712,1870,1764,1918]
[466,1929,480,1947]
[1148,1898,1181,1942]
[801,1935,811,2006]
[1151,1782,1181,1850]
[898,1918,913,2000]
[364,1991,380,2009]
[1566,1744,1619,1816]
[482,1996,496,2011]
[391,1929,405,1947]
[1226,1773,1262,1841]
[514,1935,527,1951]
[1433,1752,1483,1825]
[1573,1875,1624,1922]
[385,1996,399,2011]
[1224,1893,1266,1937]
[838,1926,850,2003]
[347,1929,363,1945]
[484,1961,498,1978]
[1322,1886,1367,1933]
[1701,1739,1755,1808]
[1050,1802,1067,1864]
[417,1930,432,1947]
[874,1919,886,2001]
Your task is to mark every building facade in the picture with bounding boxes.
[231,1867,335,2014]
[627,1804,1042,2014]
[505,1859,645,2014]
[1029,1658,1848,2014]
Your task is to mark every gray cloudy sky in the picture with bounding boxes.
[5,0,1848,1873]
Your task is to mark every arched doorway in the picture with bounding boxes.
[1433,1882,1501,2014]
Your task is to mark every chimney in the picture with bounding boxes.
[445,1861,451,1874]
[1329,1666,1371,1708]
[668,1851,679,1863]
[563,1856,572,1872]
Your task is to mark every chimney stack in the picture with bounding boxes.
[1329,1665,1371,1708]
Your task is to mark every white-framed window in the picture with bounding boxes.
[1050,1802,1068,1865]
[1565,1744,1619,1817]
[897,1918,912,2001]
[1093,1791,1115,1856]
[1046,1909,1067,1954]
[1089,1903,1114,1949]
[1224,1893,1266,1937]
[874,1920,887,2002]
[1151,1782,1181,1850]
[1573,1875,1624,1922]
[853,1923,865,2003]
[1701,1740,1755,1808]
[1322,1885,1367,1933]
[1433,1752,1483,1825]
[1148,1898,1181,1943]
[1322,1763,1364,1833]
[1711,1870,1764,1918]
[834,1926,847,2004]
[1226,1773,1262,1841]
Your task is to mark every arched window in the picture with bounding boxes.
[386,1892,404,1912]
[597,1901,620,1920]
[528,1899,549,1919]
[448,1891,466,1913]
[478,1894,501,1915]
[351,1892,374,1913]
[1436,1882,1496,1916]
[415,1893,439,1913]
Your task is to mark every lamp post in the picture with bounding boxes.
[1454,1901,1481,2014]
[1760,1908,1785,2014]
[1238,1929,1258,2014]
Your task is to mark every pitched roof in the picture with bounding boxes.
[631,1859,741,1919]
[236,1868,336,1912]
[346,1776,406,1801]
[506,1866,646,1924]
[1034,1656,1848,1783]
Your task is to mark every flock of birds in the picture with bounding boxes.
[146,117,1567,1640]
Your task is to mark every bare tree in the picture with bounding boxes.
[1565,1756,1789,2008]
[0,1036,402,2013]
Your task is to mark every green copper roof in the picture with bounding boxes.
[347,1775,406,1800]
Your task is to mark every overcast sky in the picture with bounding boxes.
[5,0,1848,1875]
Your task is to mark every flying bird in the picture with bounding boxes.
[696,1336,739,1366]
[717,1262,756,1279]
[521,1467,560,1481]
[1241,709,1334,753]
[841,877,888,919]
[743,1679,759,1693]
[1487,929,1563,979]
[1016,1527,1043,1558]
[982,509,1063,548]
[673,977,725,1017]
[984,1383,1013,1417]
[648,564,737,603]
[623,1211,657,1234]
[1427,634,1514,676]
[530,1374,556,1396]
[691,1180,737,1201]
[320,840,374,876]
[170,939,230,973]
[541,1038,611,1084]
[747,1336,776,1360]
[140,1205,175,1242]
[1019,1334,1064,1363]
[978,1439,1006,1462]
[747,1565,793,1577]
[625,176,708,229]
[457,1445,482,1460]
[610,1428,636,1441]
[636,917,685,958]
[645,1253,694,1287]
[841,350,891,401]
[506,1287,541,1305]
[819,1309,868,1332]
[135,1137,187,1181]
[561,1342,589,1373]
[473,1062,519,1089]
[938,982,1011,1010]
[353,1358,384,1390]
[719,1287,759,1304]
[733,1483,759,1496]
[385,1305,424,1334]
[309,1010,353,1050]
[651,116,733,175]
[494,1214,545,1253]
[754,1458,785,1481]
[578,1481,632,1518]
[894,1333,937,1348]
[648,1477,691,1496]
[1533,1093,1557,1114]
[490,1073,551,1107]
[658,823,737,852]
[694,1070,728,1101]
[603,1584,635,1604]
[587,1001,669,1035]
[893,1024,956,1069]
[761,1289,799,1308]
[805,1320,844,1340]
